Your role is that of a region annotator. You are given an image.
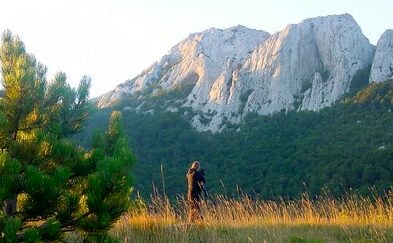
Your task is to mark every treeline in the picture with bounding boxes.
[76,79,393,200]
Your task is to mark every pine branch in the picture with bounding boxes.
[16,211,93,241]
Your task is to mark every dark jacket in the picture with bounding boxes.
[187,168,206,201]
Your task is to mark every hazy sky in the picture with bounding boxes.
[0,0,392,97]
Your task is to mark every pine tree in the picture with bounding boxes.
[0,30,134,242]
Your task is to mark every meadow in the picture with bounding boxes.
[106,190,393,242]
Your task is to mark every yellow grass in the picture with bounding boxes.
[108,191,393,242]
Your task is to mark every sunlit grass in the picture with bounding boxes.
[108,190,393,242]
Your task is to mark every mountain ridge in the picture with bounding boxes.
[97,14,393,132]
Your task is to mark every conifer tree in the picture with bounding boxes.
[0,30,134,242]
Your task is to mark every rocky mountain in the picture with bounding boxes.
[370,29,393,83]
[97,25,270,108]
[97,14,387,132]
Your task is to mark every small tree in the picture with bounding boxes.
[0,30,135,242]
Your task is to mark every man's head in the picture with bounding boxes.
[191,161,200,170]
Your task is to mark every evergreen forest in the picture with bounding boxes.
[76,79,393,200]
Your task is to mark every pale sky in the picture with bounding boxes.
[0,0,392,98]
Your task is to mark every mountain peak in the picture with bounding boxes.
[199,25,266,34]
[370,29,393,82]
[97,25,271,109]
[97,14,378,132]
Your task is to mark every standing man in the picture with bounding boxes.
[186,161,206,222]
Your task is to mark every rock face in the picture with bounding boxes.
[370,30,393,82]
[232,14,374,116]
[97,26,270,108]
[97,14,377,132]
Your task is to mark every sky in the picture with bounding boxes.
[0,0,392,98]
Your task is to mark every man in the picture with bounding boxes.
[186,161,206,222]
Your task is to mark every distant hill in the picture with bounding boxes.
[76,78,393,199]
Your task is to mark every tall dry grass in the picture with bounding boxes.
[110,190,393,242]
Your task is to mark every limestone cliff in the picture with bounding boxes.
[370,29,393,83]
[97,14,380,132]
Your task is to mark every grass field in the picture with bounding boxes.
[108,191,393,242]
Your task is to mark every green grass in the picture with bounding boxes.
[110,224,393,242]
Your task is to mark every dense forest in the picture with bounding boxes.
[75,79,393,200]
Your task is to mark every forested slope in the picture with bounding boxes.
[76,79,393,199]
